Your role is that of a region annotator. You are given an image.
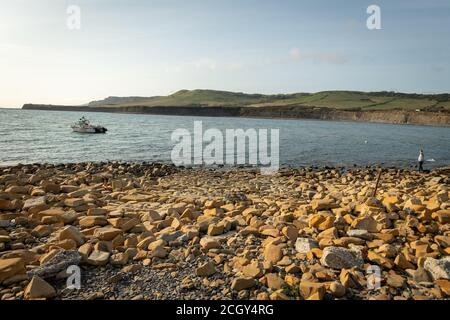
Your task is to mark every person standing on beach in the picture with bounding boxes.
[418,149,424,172]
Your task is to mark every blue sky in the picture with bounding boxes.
[0,0,449,107]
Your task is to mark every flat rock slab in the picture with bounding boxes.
[27,250,81,279]
[320,246,364,269]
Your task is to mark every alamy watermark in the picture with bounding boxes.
[67,5,81,30]
[367,5,381,30]
[66,265,81,290]
[171,121,279,174]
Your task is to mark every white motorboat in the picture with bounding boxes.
[71,116,107,133]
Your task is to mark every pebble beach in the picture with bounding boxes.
[0,162,449,300]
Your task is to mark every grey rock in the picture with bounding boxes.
[320,246,364,269]
[295,237,319,254]
[23,196,47,210]
[423,257,450,280]
[27,250,81,279]
[347,229,373,240]
[0,220,10,228]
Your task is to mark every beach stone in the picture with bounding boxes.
[320,246,364,269]
[78,243,93,261]
[295,237,319,254]
[436,279,450,296]
[339,269,360,288]
[394,253,416,270]
[5,185,30,194]
[23,196,47,210]
[207,224,224,236]
[0,258,26,283]
[42,183,60,194]
[87,250,110,266]
[264,243,283,264]
[64,198,85,207]
[367,251,394,269]
[299,281,326,300]
[196,261,216,276]
[231,277,256,291]
[329,281,346,297]
[79,216,108,228]
[409,267,432,283]
[346,229,373,240]
[424,257,450,280]
[59,226,85,246]
[28,250,81,279]
[31,225,52,238]
[110,252,129,265]
[309,213,335,231]
[149,246,168,258]
[281,226,298,240]
[0,220,10,228]
[93,227,123,241]
[386,273,406,288]
[200,237,221,250]
[242,262,263,278]
[311,199,337,211]
[0,235,11,243]
[432,210,450,224]
[265,273,285,290]
[87,208,108,216]
[351,216,379,232]
[0,199,21,211]
[24,276,56,299]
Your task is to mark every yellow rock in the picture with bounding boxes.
[0,257,26,283]
[309,213,335,231]
[207,224,224,236]
[265,273,285,290]
[263,243,283,263]
[299,281,325,300]
[199,237,221,250]
[242,262,263,278]
[93,226,123,241]
[351,216,379,232]
[196,261,216,276]
[436,279,450,296]
[310,199,337,211]
[329,281,346,297]
[367,250,394,269]
[24,276,56,299]
[231,277,256,291]
[339,269,359,288]
[432,210,450,224]
[58,225,85,246]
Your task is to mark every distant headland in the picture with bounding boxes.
[22,89,450,126]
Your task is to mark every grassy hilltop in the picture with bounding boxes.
[87,89,450,112]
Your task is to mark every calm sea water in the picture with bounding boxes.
[0,108,449,168]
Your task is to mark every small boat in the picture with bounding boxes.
[71,116,107,133]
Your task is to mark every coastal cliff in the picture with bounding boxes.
[22,103,450,126]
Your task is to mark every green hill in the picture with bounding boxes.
[87,89,450,112]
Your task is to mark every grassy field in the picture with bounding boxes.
[88,89,450,112]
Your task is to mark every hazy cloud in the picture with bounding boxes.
[289,47,348,64]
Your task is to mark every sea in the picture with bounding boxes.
[1,108,449,169]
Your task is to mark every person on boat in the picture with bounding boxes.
[418,149,424,172]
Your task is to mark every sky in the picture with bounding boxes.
[0,0,449,108]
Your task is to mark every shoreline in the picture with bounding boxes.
[20,104,450,127]
[1,161,449,171]
[0,162,449,300]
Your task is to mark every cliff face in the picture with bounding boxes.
[22,104,450,126]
